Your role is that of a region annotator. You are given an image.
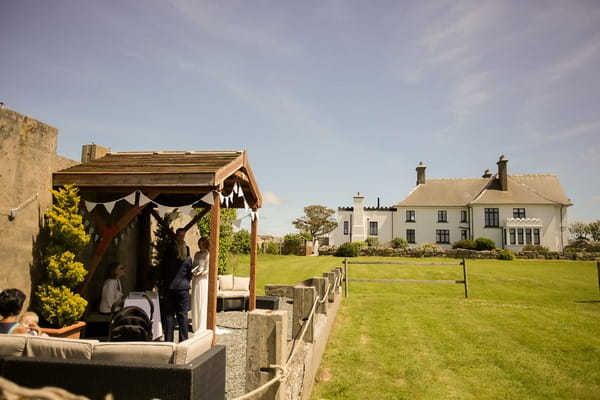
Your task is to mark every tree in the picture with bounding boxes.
[196,208,237,274]
[292,205,337,243]
[283,233,304,255]
[569,221,589,239]
[588,220,600,241]
[35,184,90,328]
[231,229,251,254]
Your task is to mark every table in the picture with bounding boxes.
[123,291,162,340]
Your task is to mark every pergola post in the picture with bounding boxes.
[249,209,258,311]
[207,191,221,346]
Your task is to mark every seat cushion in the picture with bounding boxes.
[93,341,176,364]
[174,329,213,365]
[25,336,97,360]
[0,334,28,357]
[218,275,234,291]
[217,290,250,298]
[233,276,250,292]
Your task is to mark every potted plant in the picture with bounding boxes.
[35,184,90,338]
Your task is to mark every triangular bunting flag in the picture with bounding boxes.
[238,186,245,200]
[84,200,97,212]
[138,191,153,206]
[156,204,171,218]
[232,182,239,195]
[232,218,242,229]
[244,199,250,213]
[200,192,214,206]
[103,201,117,214]
[123,192,137,205]
[179,205,193,216]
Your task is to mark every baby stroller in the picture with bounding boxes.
[108,294,154,342]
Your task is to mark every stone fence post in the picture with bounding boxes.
[246,310,288,400]
[293,284,315,343]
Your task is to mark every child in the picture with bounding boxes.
[18,311,46,336]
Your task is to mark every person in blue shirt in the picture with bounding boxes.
[161,228,192,342]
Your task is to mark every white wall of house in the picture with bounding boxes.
[395,207,467,248]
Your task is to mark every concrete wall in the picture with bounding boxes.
[0,107,77,309]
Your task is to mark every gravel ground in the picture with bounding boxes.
[216,298,293,399]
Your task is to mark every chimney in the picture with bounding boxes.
[416,162,426,186]
[482,169,492,178]
[496,155,508,191]
[81,143,110,163]
[377,197,380,208]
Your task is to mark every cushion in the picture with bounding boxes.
[233,276,250,292]
[174,329,213,365]
[217,290,250,298]
[25,336,97,360]
[0,334,28,357]
[218,275,234,291]
[93,341,176,364]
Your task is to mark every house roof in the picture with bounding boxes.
[397,174,571,207]
[53,150,262,208]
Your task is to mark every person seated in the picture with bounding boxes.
[99,262,126,314]
[18,311,48,336]
[0,288,40,335]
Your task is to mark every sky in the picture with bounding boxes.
[2,1,599,237]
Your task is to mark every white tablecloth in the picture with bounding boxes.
[123,292,162,340]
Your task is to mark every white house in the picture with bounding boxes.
[329,156,572,251]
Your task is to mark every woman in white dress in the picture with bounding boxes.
[191,237,209,332]
[99,262,125,314]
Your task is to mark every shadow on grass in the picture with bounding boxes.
[574,300,600,303]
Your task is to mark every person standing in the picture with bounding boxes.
[161,228,192,342]
[191,237,210,332]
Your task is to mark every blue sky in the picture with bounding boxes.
[2,1,599,236]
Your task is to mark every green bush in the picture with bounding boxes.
[497,249,515,260]
[335,242,361,257]
[391,237,409,249]
[452,239,477,250]
[522,244,549,253]
[421,243,439,251]
[475,237,496,251]
[365,237,379,247]
[263,242,279,255]
[231,229,251,254]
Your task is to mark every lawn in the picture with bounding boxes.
[235,255,600,399]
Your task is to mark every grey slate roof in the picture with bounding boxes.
[397,174,571,207]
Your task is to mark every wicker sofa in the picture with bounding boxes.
[217,274,250,311]
[0,330,225,400]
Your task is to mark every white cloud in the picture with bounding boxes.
[262,191,285,206]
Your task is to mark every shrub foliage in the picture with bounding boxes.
[334,242,361,257]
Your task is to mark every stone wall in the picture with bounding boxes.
[0,107,78,308]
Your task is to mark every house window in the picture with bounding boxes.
[369,221,378,236]
[517,228,524,244]
[436,229,450,244]
[484,208,499,227]
[460,230,468,240]
[525,228,532,244]
[513,208,526,218]
[406,210,415,222]
[460,210,468,223]
[406,229,415,243]
[437,210,447,222]
[343,221,349,235]
[533,228,540,245]
[509,228,516,244]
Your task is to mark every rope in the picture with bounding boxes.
[231,272,344,400]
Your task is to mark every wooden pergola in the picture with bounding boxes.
[53,150,262,343]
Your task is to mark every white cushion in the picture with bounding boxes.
[217,290,250,298]
[93,341,176,364]
[233,276,250,292]
[0,334,28,357]
[174,329,213,365]
[218,275,234,291]
[25,336,97,360]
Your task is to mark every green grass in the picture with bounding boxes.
[236,255,600,399]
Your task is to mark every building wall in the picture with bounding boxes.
[0,108,67,308]
[395,206,466,248]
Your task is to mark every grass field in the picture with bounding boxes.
[235,255,600,399]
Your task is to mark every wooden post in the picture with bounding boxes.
[462,258,469,299]
[293,285,315,343]
[245,310,287,400]
[344,258,348,297]
[207,191,221,346]
[597,261,600,294]
[249,210,258,311]
[312,277,327,315]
